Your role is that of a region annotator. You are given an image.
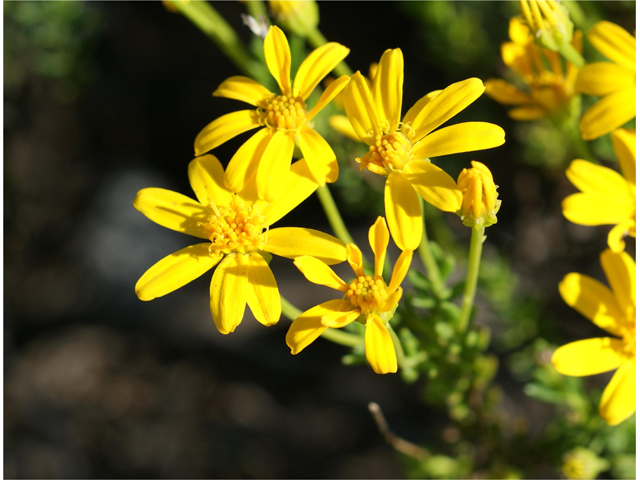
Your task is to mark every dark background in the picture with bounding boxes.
[4,1,635,478]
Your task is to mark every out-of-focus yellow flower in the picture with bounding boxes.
[195,26,350,201]
[562,129,636,253]
[485,17,581,121]
[562,447,610,480]
[457,161,501,228]
[286,217,412,374]
[342,49,505,251]
[576,21,636,141]
[269,0,318,37]
[552,249,636,426]
[134,155,346,335]
[520,0,575,53]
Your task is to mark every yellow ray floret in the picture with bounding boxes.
[562,129,636,253]
[286,217,412,374]
[552,249,636,426]
[194,26,350,202]
[134,154,347,335]
[457,161,501,228]
[342,48,505,251]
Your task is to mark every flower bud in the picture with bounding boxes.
[520,0,574,52]
[269,1,319,37]
[457,161,501,228]
[561,447,609,480]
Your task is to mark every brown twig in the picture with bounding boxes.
[368,402,431,461]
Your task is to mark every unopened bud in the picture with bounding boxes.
[561,447,609,479]
[269,0,319,37]
[457,161,501,228]
[520,1,575,52]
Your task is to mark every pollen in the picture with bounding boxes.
[356,131,413,175]
[198,195,267,255]
[346,274,389,315]
[260,93,307,131]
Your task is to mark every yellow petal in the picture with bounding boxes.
[372,48,404,133]
[484,79,533,105]
[368,216,389,277]
[608,220,635,254]
[388,250,413,294]
[600,248,635,317]
[580,87,636,141]
[188,154,232,206]
[508,16,531,45]
[412,122,505,159]
[305,75,350,122]
[508,106,546,121]
[576,62,636,96]
[502,42,533,80]
[383,287,403,312]
[410,78,485,141]
[566,159,630,196]
[264,26,292,95]
[346,243,365,277]
[297,126,339,186]
[611,128,636,185]
[404,160,462,213]
[293,43,350,100]
[256,130,295,201]
[552,337,624,376]
[135,243,221,301]
[210,254,248,335]
[246,252,280,327]
[402,90,442,127]
[328,115,361,142]
[213,75,272,106]
[194,110,261,156]
[264,227,347,265]
[562,193,634,226]
[343,71,381,145]
[600,358,636,426]
[588,20,636,70]
[318,299,360,328]
[293,256,348,291]
[384,172,422,251]
[365,315,397,374]
[559,273,626,337]
[286,303,333,354]
[261,158,319,226]
[133,188,210,239]
[224,128,272,193]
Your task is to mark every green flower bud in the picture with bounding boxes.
[269,1,319,37]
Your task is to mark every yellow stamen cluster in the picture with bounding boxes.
[457,161,500,228]
[261,94,307,131]
[357,132,413,175]
[346,274,389,314]
[199,196,267,255]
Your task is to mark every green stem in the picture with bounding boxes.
[245,0,269,24]
[306,26,353,77]
[558,42,585,68]
[316,185,355,245]
[418,199,446,298]
[458,226,485,332]
[569,123,597,163]
[281,296,363,347]
[168,0,262,79]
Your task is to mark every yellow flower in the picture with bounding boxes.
[343,48,505,250]
[195,26,350,201]
[485,17,582,121]
[562,128,636,253]
[576,21,636,141]
[552,249,636,426]
[269,0,318,37]
[134,154,347,335]
[457,161,501,228]
[286,217,412,374]
[520,0,574,52]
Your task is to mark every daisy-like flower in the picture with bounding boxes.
[342,48,505,251]
[134,154,346,334]
[286,217,412,374]
[552,249,636,426]
[576,21,636,141]
[485,17,582,121]
[562,128,636,253]
[195,25,350,201]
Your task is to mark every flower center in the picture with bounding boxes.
[357,132,414,175]
[260,93,307,131]
[198,196,267,255]
[346,274,389,315]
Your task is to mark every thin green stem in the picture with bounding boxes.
[417,199,446,298]
[316,186,355,245]
[458,226,485,332]
[558,42,585,68]
[305,26,353,77]
[569,124,598,163]
[281,296,363,347]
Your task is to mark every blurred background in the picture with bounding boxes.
[4,1,636,478]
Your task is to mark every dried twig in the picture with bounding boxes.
[368,402,431,461]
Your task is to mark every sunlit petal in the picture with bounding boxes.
[372,48,404,133]
[293,43,349,99]
[412,122,505,159]
[599,359,636,426]
[194,110,261,156]
[224,128,272,193]
[293,256,349,291]
[298,126,339,186]
[264,26,292,95]
[404,161,462,213]
[365,315,397,374]
[188,154,232,207]
[213,75,272,106]
[256,130,296,201]
[264,227,347,265]
[580,87,636,141]
[246,252,280,326]
[552,337,624,376]
[368,216,389,277]
[384,173,422,251]
[209,254,249,334]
